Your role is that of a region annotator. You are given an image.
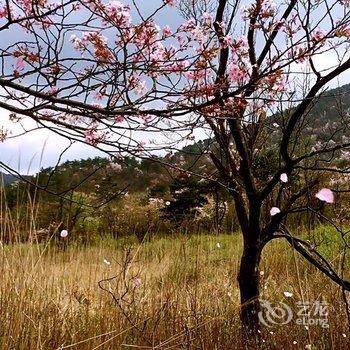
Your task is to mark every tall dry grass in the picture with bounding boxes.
[0,173,349,348]
[0,232,349,350]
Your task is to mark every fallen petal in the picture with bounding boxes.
[270,207,281,216]
[315,188,334,203]
[60,230,68,238]
[280,173,288,183]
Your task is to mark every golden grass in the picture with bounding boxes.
[0,233,349,349]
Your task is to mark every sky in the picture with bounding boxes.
[1,1,350,175]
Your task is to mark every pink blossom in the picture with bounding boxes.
[222,35,232,48]
[15,58,25,71]
[0,6,8,18]
[191,26,207,43]
[180,19,207,43]
[244,0,276,19]
[169,60,188,73]
[184,69,208,81]
[164,0,176,6]
[135,80,147,95]
[70,34,85,50]
[109,162,122,172]
[84,122,105,146]
[216,21,225,30]
[71,32,112,62]
[150,46,166,63]
[181,18,196,31]
[17,0,36,16]
[131,21,161,48]
[176,35,186,45]
[280,173,288,183]
[228,63,247,82]
[270,207,281,216]
[93,91,105,100]
[289,45,308,63]
[133,277,142,286]
[335,23,350,38]
[235,37,249,49]
[312,28,327,42]
[340,0,350,7]
[72,2,81,11]
[162,25,171,37]
[137,141,146,152]
[115,115,126,123]
[47,86,58,96]
[139,114,152,123]
[276,77,286,92]
[104,1,131,28]
[0,126,8,142]
[315,188,334,203]
[60,230,68,238]
[202,12,213,24]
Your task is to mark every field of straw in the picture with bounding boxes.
[0,230,349,349]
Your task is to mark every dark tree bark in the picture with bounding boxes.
[238,242,262,348]
[228,188,264,347]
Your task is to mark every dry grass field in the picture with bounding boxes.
[0,231,349,349]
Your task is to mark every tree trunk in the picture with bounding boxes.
[238,243,262,349]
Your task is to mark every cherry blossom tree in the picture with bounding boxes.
[1,0,350,346]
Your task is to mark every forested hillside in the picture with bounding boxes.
[2,84,350,243]
[0,172,16,185]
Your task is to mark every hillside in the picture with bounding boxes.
[4,83,350,198]
[0,172,16,186]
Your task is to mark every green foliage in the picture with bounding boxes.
[162,174,210,224]
[309,225,349,260]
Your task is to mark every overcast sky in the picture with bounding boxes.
[1,1,350,175]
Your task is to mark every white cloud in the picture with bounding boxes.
[1,112,102,174]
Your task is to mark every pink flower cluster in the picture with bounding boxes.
[180,19,208,44]
[312,28,327,42]
[221,35,232,49]
[162,25,171,38]
[164,0,176,6]
[243,0,276,20]
[132,21,161,48]
[202,12,213,25]
[71,32,112,62]
[0,4,8,18]
[139,114,152,123]
[115,115,126,123]
[335,23,350,38]
[228,63,249,83]
[109,162,122,172]
[184,69,209,81]
[0,126,8,142]
[104,1,131,28]
[47,86,58,96]
[84,122,106,146]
